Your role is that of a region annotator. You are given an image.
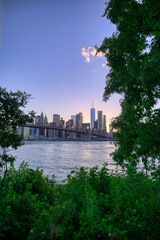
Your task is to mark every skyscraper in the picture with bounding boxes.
[53,114,60,138]
[40,112,44,125]
[35,115,40,136]
[60,118,65,127]
[97,111,103,130]
[44,114,48,126]
[76,114,80,129]
[103,115,107,132]
[35,115,41,124]
[71,115,76,127]
[75,113,83,129]
[53,114,60,127]
[59,118,65,138]
[79,112,83,128]
[90,107,95,129]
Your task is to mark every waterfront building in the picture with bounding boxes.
[90,107,95,129]
[24,127,30,138]
[34,128,39,136]
[59,118,65,138]
[35,116,40,136]
[29,127,34,137]
[53,114,60,138]
[39,112,45,136]
[43,114,48,137]
[48,122,56,138]
[17,126,24,136]
[97,111,103,130]
[66,119,75,139]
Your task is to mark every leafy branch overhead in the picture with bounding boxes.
[99,0,160,169]
[0,87,35,168]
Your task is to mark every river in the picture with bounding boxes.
[7,141,120,183]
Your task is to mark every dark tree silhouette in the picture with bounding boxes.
[98,0,160,170]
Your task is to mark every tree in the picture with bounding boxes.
[0,87,35,180]
[98,0,160,170]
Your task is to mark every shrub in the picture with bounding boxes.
[0,162,160,239]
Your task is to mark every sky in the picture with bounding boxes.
[0,0,121,130]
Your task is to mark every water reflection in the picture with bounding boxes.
[9,141,118,183]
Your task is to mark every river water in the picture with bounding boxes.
[7,141,119,183]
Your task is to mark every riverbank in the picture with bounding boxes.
[0,162,160,239]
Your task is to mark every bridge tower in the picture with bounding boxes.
[82,130,91,141]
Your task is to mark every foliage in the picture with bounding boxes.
[98,0,160,170]
[0,162,160,239]
[0,87,35,169]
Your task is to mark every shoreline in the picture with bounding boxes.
[24,138,114,142]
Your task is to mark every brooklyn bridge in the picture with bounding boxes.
[21,124,110,141]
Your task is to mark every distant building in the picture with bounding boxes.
[82,123,90,131]
[24,127,30,138]
[79,113,83,128]
[43,114,48,137]
[103,115,107,132]
[66,119,75,138]
[53,114,60,127]
[30,127,34,137]
[53,114,60,138]
[90,107,95,129]
[48,122,56,138]
[76,114,81,129]
[60,118,65,127]
[66,119,74,128]
[59,118,65,138]
[44,114,48,126]
[17,126,24,136]
[71,115,76,127]
[35,115,40,136]
[94,119,98,129]
[35,115,41,124]
[39,112,45,136]
[109,124,113,138]
[40,112,44,125]
[97,111,103,130]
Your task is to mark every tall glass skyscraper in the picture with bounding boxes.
[71,115,76,127]
[90,107,95,129]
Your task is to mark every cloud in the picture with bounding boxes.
[81,47,105,63]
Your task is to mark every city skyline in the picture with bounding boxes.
[18,106,110,141]
[0,0,121,128]
[31,101,114,131]
[34,105,108,131]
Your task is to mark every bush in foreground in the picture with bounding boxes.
[0,162,160,240]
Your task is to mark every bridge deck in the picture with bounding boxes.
[21,124,107,138]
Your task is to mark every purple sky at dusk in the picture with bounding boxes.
[0,0,121,130]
